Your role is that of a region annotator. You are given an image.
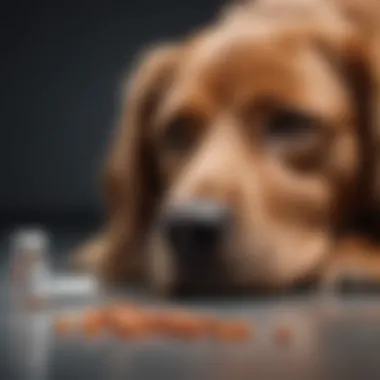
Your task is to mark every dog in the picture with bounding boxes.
[76,0,380,296]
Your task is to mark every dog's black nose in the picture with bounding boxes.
[162,200,231,260]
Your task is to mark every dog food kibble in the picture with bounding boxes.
[108,306,152,338]
[214,320,252,341]
[165,312,206,340]
[53,303,255,343]
[194,313,219,330]
[143,311,171,333]
[82,309,105,337]
[274,325,293,345]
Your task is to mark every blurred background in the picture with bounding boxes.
[1,0,224,233]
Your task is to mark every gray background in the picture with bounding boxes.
[1,0,223,229]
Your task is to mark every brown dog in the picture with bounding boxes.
[76,0,380,296]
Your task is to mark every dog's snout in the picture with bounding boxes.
[162,200,231,260]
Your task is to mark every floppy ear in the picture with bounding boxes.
[75,43,180,284]
[349,39,380,222]
[332,21,380,225]
[301,6,380,226]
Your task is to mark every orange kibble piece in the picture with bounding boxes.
[82,309,105,338]
[143,309,205,340]
[102,305,120,329]
[168,313,206,340]
[274,324,293,345]
[145,310,180,334]
[108,308,149,339]
[143,310,167,333]
[197,314,220,333]
[184,313,223,338]
[213,320,252,342]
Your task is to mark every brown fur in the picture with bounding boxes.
[75,0,380,295]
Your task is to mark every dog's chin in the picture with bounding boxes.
[145,236,324,298]
[146,267,320,299]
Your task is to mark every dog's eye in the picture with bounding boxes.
[265,109,324,172]
[161,116,199,152]
[265,109,319,141]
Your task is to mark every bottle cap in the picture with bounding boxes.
[11,228,49,258]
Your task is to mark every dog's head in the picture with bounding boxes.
[100,0,380,294]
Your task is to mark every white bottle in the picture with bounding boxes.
[10,228,51,311]
[10,227,101,312]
